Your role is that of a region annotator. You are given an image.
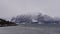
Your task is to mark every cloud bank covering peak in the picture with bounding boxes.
[0,0,60,19]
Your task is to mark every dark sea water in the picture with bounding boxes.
[0,24,60,34]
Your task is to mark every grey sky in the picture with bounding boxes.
[0,0,60,19]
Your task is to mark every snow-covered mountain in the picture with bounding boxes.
[11,13,60,24]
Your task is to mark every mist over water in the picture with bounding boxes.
[0,0,60,34]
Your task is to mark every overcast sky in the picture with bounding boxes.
[0,0,60,19]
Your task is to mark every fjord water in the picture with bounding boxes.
[0,24,60,34]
